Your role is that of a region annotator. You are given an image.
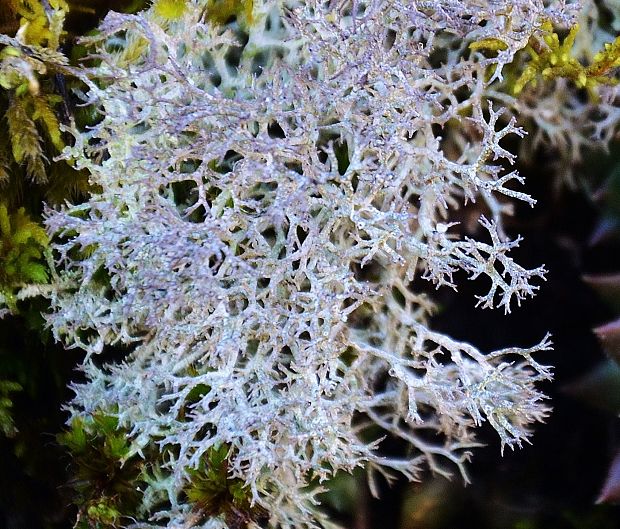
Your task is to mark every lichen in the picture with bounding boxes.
[38,1,620,528]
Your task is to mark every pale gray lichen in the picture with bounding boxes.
[39,0,619,527]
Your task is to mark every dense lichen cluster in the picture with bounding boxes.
[2,0,620,528]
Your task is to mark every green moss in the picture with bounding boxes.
[203,0,254,30]
[152,0,187,20]
[0,204,49,311]
[471,21,620,100]
[58,411,146,528]
[0,379,22,437]
[185,444,268,528]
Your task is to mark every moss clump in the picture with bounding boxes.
[185,444,268,528]
[58,412,146,528]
